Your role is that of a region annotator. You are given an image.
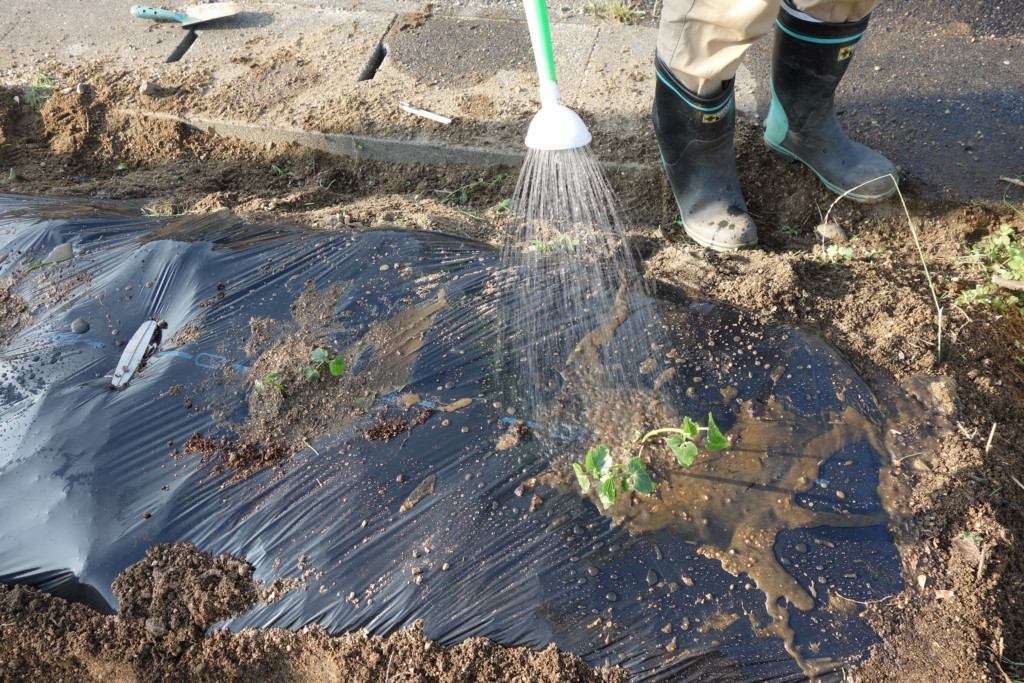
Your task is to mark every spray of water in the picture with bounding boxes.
[497,145,664,436]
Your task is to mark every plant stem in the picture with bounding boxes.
[639,427,701,443]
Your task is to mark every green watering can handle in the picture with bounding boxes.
[131,6,189,23]
[523,0,558,85]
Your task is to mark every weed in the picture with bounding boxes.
[581,0,645,23]
[638,413,729,467]
[114,162,129,172]
[439,175,505,206]
[270,163,294,178]
[27,69,55,110]
[894,451,924,464]
[303,347,345,382]
[254,372,284,396]
[527,234,579,255]
[960,530,983,547]
[573,445,655,509]
[777,224,799,237]
[821,244,854,266]
[955,224,1024,315]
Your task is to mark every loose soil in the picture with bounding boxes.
[1,53,1023,682]
[0,543,622,683]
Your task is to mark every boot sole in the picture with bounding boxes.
[680,216,758,252]
[765,138,897,204]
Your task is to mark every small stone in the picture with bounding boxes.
[141,512,151,519]
[139,80,160,96]
[441,563,450,571]
[71,317,90,334]
[111,329,120,336]
[144,618,167,636]
[379,264,389,271]
[814,222,848,242]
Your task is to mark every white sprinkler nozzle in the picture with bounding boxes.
[524,82,592,151]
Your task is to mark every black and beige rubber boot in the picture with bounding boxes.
[765,1,897,202]
[652,57,757,251]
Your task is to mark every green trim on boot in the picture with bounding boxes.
[765,2,897,203]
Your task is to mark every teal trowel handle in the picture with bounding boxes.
[523,0,562,107]
[131,6,189,22]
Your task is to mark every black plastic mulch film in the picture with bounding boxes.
[0,195,901,681]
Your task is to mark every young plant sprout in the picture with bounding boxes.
[573,413,730,510]
[303,347,345,382]
[573,445,655,509]
[638,413,729,467]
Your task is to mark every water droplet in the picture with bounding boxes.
[646,569,658,587]
[605,592,618,602]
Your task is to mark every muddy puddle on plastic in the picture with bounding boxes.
[0,195,949,681]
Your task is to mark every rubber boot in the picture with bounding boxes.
[652,57,757,251]
[765,2,897,202]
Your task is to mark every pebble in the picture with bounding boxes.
[646,569,658,587]
[144,618,167,636]
[814,222,848,242]
[71,317,90,334]
[379,264,389,271]
[795,542,808,553]
[139,80,160,96]
[442,563,450,571]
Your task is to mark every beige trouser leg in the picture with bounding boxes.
[657,0,882,96]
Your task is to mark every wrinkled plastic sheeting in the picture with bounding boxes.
[0,196,901,681]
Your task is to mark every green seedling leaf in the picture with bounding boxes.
[628,457,656,494]
[329,355,346,376]
[303,367,321,382]
[573,463,590,494]
[585,445,610,476]
[310,347,329,364]
[666,434,699,467]
[960,531,983,547]
[598,476,617,509]
[705,413,729,451]
[681,416,699,441]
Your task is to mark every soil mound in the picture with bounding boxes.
[0,542,621,683]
